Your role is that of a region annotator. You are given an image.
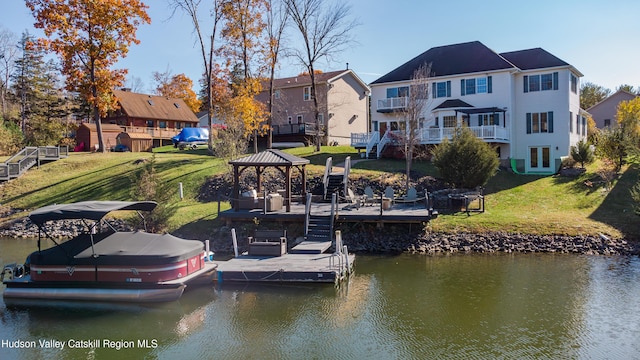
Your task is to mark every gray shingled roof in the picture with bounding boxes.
[371,41,514,84]
[499,48,569,70]
[229,149,310,166]
[434,99,474,110]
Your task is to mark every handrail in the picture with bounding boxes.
[323,156,332,200]
[329,193,336,242]
[304,192,312,237]
[342,156,351,197]
[365,132,380,158]
[377,129,391,158]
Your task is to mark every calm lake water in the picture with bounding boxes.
[1,237,640,360]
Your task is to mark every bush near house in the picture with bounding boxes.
[431,127,499,189]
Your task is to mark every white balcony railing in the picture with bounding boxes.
[421,125,509,143]
[351,125,510,148]
[376,97,408,112]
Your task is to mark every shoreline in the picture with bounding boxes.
[2,214,639,257]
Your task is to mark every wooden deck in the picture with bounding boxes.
[218,200,434,225]
[215,252,355,284]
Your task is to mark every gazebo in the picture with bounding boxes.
[229,149,310,212]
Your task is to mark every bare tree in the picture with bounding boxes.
[0,26,18,118]
[397,63,432,192]
[264,0,289,149]
[125,75,145,93]
[169,0,225,154]
[284,0,358,151]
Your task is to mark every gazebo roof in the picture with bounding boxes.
[229,149,310,167]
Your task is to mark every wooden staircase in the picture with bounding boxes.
[0,146,68,182]
[290,193,335,255]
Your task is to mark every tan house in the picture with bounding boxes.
[587,89,638,129]
[256,69,370,146]
[104,90,200,147]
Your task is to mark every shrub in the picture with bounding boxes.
[431,127,499,189]
[570,139,595,168]
[130,155,176,232]
[0,119,24,155]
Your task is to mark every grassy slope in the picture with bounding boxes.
[1,145,638,239]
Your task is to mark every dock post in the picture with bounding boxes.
[231,228,239,257]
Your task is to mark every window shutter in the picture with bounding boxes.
[553,72,559,90]
[548,112,554,133]
[446,81,451,97]
[432,83,437,98]
[461,79,466,96]
[488,76,493,93]
[523,76,529,93]
[526,113,532,134]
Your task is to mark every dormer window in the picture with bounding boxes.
[147,99,154,106]
[174,103,180,108]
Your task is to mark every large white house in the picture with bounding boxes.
[352,41,588,174]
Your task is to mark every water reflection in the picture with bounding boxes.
[2,237,640,359]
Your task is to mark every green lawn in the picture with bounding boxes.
[1,146,638,239]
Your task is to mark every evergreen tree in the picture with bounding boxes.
[431,127,499,189]
[570,139,595,168]
[10,32,68,146]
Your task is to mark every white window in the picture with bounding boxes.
[297,115,303,124]
[526,112,554,134]
[443,116,456,128]
[524,72,558,92]
[318,113,324,124]
[303,87,311,101]
[461,76,492,95]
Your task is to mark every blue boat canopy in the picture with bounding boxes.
[29,201,158,225]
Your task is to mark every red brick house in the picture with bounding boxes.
[103,90,200,147]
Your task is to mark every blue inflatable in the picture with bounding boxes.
[172,128,209,150]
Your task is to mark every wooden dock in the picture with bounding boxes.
[218,200,434,225]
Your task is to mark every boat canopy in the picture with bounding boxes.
[29,201,158,226]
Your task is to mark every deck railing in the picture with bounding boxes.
[421,125,509,143]
[377,97,408,112]
[121,126,182,139]
[1,146,68,182]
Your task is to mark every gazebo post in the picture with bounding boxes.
[301,165,307,197]
[233,165,240,211]
[256,165,262,194]
[286,165,292,212]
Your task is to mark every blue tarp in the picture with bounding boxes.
[172,128,209,149]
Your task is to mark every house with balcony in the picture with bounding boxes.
[103,89,200,147]
[256,69,370,146]
[352,41,588,174]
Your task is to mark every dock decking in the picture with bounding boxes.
[216,252,355,284]
[218,200,433,225]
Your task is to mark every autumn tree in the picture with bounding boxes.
[153,72,202,113]
[580,82,611,109]
[220,0,269,153]
[264,0,288,149]
[170,0,225,154]
[284,0,358,151]
[617,97,640,143]
[26,0,150,152]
